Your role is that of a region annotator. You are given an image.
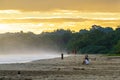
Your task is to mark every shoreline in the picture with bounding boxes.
[0,54,120,80]
[0,53,69,64]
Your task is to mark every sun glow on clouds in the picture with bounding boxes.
[0,23,44,33]
[0,10,21,14]
[1,10,120,20]
[0,10,120,34]
[0,22,81,34]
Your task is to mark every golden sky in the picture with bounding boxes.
[0,0,120,34]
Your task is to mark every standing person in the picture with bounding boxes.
[72,49,77,54]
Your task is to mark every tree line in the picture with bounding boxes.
[0,25,120,54]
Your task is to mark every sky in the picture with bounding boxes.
[0,0,120,34]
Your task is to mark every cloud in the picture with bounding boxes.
[0,0,120,12]
[0,18,88,23]
[1,18,120,24]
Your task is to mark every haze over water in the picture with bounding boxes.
[0,51,67,64]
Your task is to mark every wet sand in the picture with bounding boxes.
[0,55,120,80]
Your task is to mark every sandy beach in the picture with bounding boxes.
[0,54,120,80]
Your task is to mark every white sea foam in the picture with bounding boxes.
[0,52,68,64]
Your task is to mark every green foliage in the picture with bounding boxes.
[66,25,119,54]
[0,25,120,55]
[106,53,120,56]
[79,45,108,54]
[110,40,120,54]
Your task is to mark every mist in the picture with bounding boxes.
[0,31,69,64]
[0,50,67,64]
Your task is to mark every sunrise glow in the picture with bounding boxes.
[0,0,120,34]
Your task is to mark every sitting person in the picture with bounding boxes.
[82,55,90,65]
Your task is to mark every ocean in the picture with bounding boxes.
[0,52,68,64]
